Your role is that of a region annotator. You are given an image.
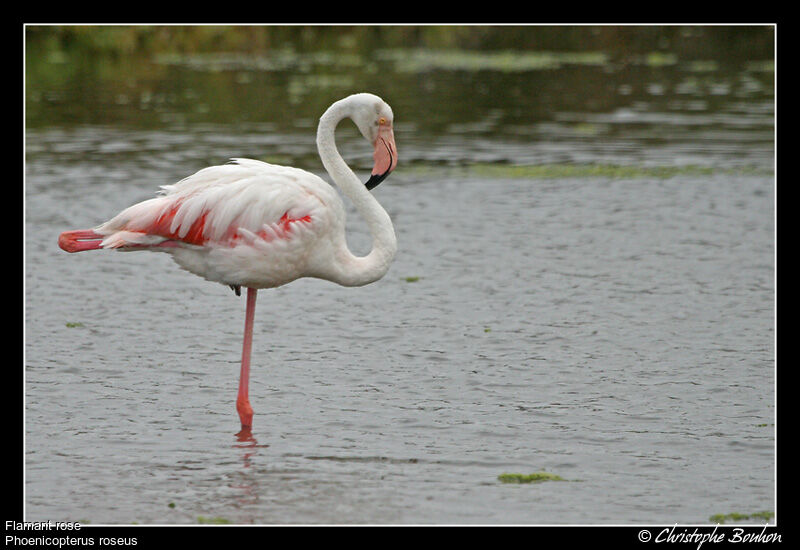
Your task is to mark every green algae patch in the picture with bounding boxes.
[197,516,232,524]
[403,276,420,283]
[65,322,85,328]
[405,162,771,181]
[746,60,774,73]
[643,51,678,67]
[709,511,774,524]
[375,49,608,73]
[468,163,716,180]
[498,472,565,484]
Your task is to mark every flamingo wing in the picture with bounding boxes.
[95,159,334,250]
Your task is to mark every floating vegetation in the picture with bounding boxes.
[403,276,420,283]
[197,516,232,524]
[65,322,84,328]
[709,511,774,524]
[642,51,678,67]
[406,162,771,181]
[25,27,774,67]
[375,48,608,73]
[686,60,720,72]
[154,49,364,73]
[746,60,775,73]
[498,472,566,484]
[469,163,716,180]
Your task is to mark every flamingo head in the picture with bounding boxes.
[349,94,398,190]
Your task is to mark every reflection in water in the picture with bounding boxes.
[231,428,269,515]
[233,428,270,465]
[235,427,257,446]
[25,27,774,137]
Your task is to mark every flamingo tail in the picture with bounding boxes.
[58,229,105,253]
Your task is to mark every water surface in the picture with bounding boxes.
[25,34,775,524]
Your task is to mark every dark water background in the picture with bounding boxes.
[25,26,775,524]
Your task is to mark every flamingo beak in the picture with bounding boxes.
[365,125,397,190]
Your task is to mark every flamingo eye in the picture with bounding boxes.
[378,117,387,126]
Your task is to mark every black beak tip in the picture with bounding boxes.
[365,171,389,191]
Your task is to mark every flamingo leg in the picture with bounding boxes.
[236,287,257,430]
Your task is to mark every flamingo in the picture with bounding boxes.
[58,93,399,435]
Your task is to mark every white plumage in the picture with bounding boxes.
[96,158,341,288]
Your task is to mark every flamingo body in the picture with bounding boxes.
[58,93,399,433]
[88,158,346,289]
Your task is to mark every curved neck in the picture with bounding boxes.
[316,100,397,287]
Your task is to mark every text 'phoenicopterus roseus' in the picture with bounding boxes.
[58,93,398,436]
